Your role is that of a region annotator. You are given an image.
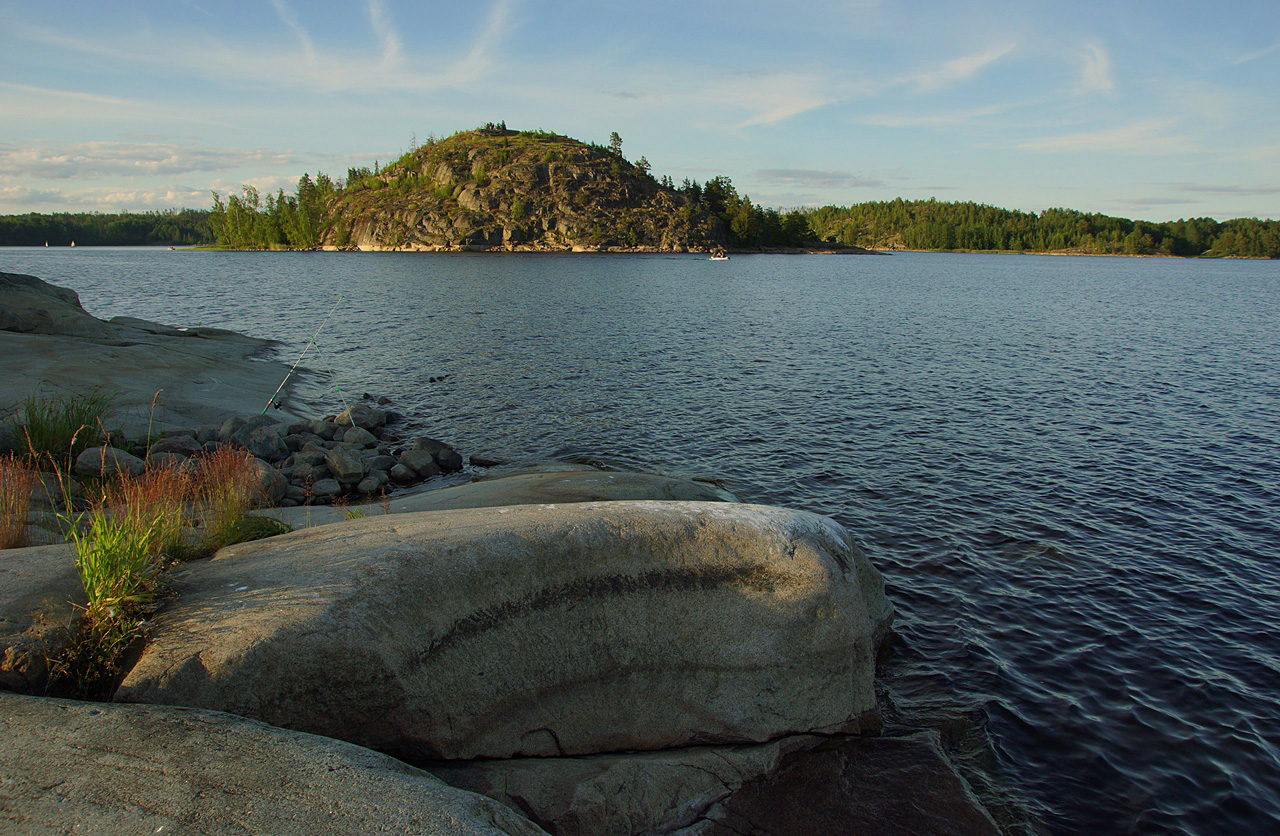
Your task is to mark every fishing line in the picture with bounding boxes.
[262,294,345,414]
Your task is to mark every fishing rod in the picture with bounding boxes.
[262,294,345,414]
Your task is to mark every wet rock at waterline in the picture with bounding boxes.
[429,730,999,836]
[115,501,893,761]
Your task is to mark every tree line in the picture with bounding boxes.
[0,209,214,247]
[208,173,338,250]
[802,199,1280,258]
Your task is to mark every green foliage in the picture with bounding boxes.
[0,209,213,247]
[210,172,338,249]
[802,199,1280,258]
[678,175,810,249]
[511,197,527,220]
[10,390,116,469]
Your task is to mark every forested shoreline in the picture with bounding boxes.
[804,199,1280,258]
[0,209,214,247]
[1,189,1275,258]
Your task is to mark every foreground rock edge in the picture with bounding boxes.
[0,692,546,835]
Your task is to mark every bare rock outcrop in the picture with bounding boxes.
[115,501,893,761]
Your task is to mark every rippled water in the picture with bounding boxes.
[6,248,1279,834]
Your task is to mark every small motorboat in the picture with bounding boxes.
[709,249,729,261]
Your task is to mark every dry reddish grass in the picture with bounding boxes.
[0,454,35,549]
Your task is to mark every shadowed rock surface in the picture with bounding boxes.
[0,545,81,693]
[0,693,547,835]
[428,731,1000,836]
[116,501,893,760]
[686,731,1001,835]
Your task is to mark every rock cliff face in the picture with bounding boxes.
[323,129,725,252]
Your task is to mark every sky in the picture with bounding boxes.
[2,0,1278,221]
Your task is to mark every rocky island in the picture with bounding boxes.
[210,125,876,255]
[1,273,1000,834]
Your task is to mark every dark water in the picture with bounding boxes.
[5,248,1279,834]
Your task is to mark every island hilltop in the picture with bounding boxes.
[210,124,821,254]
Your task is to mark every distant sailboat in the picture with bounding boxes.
[69,240,75,247]
[44,241,48,247]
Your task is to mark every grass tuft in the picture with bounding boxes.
[49,442,290,697]
[0,454,35,549]
[11,390,117,468]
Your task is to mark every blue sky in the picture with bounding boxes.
[2,0,1277,220]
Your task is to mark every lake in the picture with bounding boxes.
[4,247,1278,834]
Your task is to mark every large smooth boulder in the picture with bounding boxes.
[0,694,546,835]
[116,501,892,760]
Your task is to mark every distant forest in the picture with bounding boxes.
[0,192,1276,258]
[0,209,214,247]
[803,199,1280,258]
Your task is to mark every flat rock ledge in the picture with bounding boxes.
[115,501,893,761]
[0,692,545,835]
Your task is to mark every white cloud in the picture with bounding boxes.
[0,183,208,210]
[1077,42,1114,94]
[0,142,299,181]
[1017,120,1195,154]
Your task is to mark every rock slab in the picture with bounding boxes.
[430,731,1000,836]
[0,693,546,835]
[116,501,893,760]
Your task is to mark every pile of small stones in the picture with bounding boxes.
[69,398,494,508]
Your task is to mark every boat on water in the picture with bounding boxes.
[709,248,729,261]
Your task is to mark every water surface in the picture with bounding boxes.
[5,247,1278,834]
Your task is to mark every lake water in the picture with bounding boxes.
[5,247,1279,834]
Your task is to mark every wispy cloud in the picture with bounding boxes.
[757,169,886,188]
[720,73,836,128]
[8,2,511,95]
[269,0,316,63]
[0,142,299,180]
[906,44,1015,92]
[1017,120,1195,154]
[1077,41,1114,94]
[457,0,513,79]
[1175,182,1280,196]
[0,80,138,109]
[862,102,1015,128]
[1232,39,1280,64]
[367,0,404,67]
